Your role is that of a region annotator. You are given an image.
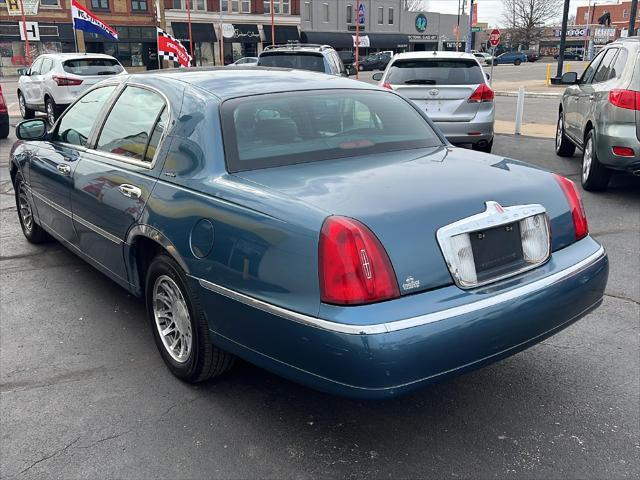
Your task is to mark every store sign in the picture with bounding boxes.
[352,35,370,47]
[358,3,365,25]
[554,28,587,37]
[408,34,437,41]
[347,25,365,32]
[19,21,40,41]
[6,0,40,16]
[445,41,464,49]
[222,23,235,39]
[415,14,428,33]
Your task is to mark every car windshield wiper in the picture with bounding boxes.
[403,79,436,85]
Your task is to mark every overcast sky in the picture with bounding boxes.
[423,0,619,27]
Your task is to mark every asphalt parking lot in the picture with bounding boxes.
[1,82,639,478]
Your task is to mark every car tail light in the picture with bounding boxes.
[609,89,639,110]
[382,81,393,90]
[52,75,83,87]
[0,85,6,114]
[612,146,635,157]
[554,174,589,241]
[468,84,494,103]
[319,216,400,305]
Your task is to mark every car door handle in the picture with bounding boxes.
[118,184,142,199]
[57,164,71,176]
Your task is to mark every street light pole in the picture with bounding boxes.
[555,0,571,82]
[630,0,638,36]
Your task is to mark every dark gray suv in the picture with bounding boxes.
[556,37,640,191]
[257,44,349,76]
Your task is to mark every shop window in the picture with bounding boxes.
[264,1,288,14]
[378,7,383,24]
[173,0,205,9]
[131,0,148,11]
[231,0,238,12]
[41,0,61,6]
[304,2,311,21]
[389,7,394,25]
[346,4,353,24]
[91,0,109,10]
[323,3,329,22]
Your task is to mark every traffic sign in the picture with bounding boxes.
[358,2,365,25]
[489,29,501,47]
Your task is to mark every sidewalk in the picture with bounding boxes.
[492,79,565,97]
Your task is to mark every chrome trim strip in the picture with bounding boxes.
[29,189,72,218]
[126,224,190,274]
[195,245,605,335]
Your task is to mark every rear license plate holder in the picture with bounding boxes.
[469,222,526,282]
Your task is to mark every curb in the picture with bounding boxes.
[495,90,562,99]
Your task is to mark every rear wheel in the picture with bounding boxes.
[18,92,34,120]
[555,112,576,157]
[145,253,235,383]
[45,97,62,127]
[514,59,522,66]
[358,64,364,71]
[13,173,49,243]
[581,130,611,191]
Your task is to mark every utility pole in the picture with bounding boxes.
[630,0,638,36]
[466,0,474,53]
[554,0,571,83]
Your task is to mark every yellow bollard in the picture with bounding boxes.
[566,63,571,73]
[547,64,551,86]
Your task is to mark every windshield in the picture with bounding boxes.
[63,58,124,76]
[386,59,485,85]
[258,52,325,72]
[221,90,442,172]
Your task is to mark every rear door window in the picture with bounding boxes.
[258,52,326,72]
[63,58,124,76]
[580,50,605,84]
[386,59,485,85]
[592,48,618,83]
[608,48,628,81]
[96,86,166,162]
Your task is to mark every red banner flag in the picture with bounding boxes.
[157,27,192,68]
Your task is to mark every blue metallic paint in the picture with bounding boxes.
[9,69,608,398]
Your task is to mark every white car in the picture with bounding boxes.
[18,53,127,126]
[229,57,258,66]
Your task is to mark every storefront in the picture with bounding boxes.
[408,34,438,51]
[171,22,217,66]
[84,26,157,71]
[223,24,260,64]
[263,25,300,45]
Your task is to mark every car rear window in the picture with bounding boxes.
[258,52,325,72]
[62,58,124,76]
[386,59,485,85]
[221,90,442,172]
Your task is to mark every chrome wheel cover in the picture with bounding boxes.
[19,94,26,118]
[153,275,192,363]
[556,116,563,152]
[583,137,593,182]
[18,184,33,234]
[46,101,55,126]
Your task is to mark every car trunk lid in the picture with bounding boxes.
[392,84,481,121]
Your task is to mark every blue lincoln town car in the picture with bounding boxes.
[10,68,608,399]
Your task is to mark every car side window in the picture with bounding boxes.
[592,48,618,83]
[96,86,166,162]
[580,50,605,84]
[53,86,117,147]
[40,58,54,75]
[608,48,628,81]
[29,58,43,76]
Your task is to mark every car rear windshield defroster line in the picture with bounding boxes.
[220,89,443,172]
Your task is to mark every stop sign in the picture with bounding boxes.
[489,29,501,47]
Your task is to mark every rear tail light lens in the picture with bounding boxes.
[0,85,6,113]
[52,75,83,87]
[609,89,639,110]
[382,81,393,90]
[468,84,494,103]
[612,146,635,157]
[554,174,589,241]
[319,216,400,305]
[520,214,550,263]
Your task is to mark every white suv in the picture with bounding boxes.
[18,53,127,126]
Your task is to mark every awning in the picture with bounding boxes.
[224,24,260,43]
[367,33,410,49]
[171,22,217,42]
[263,25,300,44]
[300,31,353,49]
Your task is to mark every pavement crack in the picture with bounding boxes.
[15,436,81,477]
[76,429,134,450]
[604,292,640,306]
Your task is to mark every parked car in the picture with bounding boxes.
[374,51,495,152]
[556,37,640,191]
[230,57,258,66]
[258,44,349,76]
[489,51,527,65]
[473,52,493,65]
[17,53,127,127]
[524,50,540,62]
[356,52,392,71]
[554,51,583,60]
[11,68,608,399]
[0,84,8,139]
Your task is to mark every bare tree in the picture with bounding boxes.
[502,0,562,49]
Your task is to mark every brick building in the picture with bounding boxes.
[576,1,639,33]
[0,0,158,76]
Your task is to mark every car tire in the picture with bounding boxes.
[514,59,522,66]
[145,253,235,383]
[0,121,8,139]
[581,130,611,191]
[555,112,576,157]
[358,64,364,71]
[18,92,35,120]
[13,173,49,244]
[45,97,62,127]
[472,138,493,153]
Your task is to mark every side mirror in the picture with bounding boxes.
[16,119,48,141]
[17,68,28,76]
[561,71,578,84]
[372,72,383,82]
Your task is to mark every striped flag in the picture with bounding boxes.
[157,28,192,68]
[71,0,119,41]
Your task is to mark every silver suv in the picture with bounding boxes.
[556,37,640,191]
[257,44,349,76]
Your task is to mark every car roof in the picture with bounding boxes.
[36,53,120,62]
[129,67,375,100]
[391,51,478,61]
[261,44,334,54]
